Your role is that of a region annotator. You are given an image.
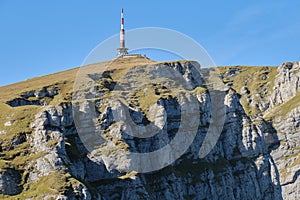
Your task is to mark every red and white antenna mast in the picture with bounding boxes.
[117,8,128,57]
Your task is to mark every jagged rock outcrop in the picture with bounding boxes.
[0,58,299,199]
[27,103,95,199]
[7,86,60,107]
[265,62,300,199]
[270,61,300,107]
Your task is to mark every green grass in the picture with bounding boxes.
[0,172,83,199]
[217,66,277,116]
[264,91,300,121]
[14,151,47,167]
[46,138,59,149]
[278,147,300,182]
[98,139,129,158]
[0,68,78,104]
[0,103,41,149]
[134,83,173,118]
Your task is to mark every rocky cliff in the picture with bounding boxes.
[0,57,299,199]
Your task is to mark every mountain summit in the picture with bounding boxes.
[0,58,299,199]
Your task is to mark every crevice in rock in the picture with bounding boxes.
[0,168,23,195]
[282,169,300,186]
[6,87,59,107]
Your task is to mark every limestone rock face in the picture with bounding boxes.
[270,105,300,199]
[1,59,300,199]
[270,61,300,107]
[264,62,300,199]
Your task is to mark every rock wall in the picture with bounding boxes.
[0,60,300,199]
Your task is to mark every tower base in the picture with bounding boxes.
[117,47,129,57]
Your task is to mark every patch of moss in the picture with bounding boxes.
[11,151,48,170]
[135,85,166,118]
[278,148,300,181]
[0,103,40,148]
[0,160,10,170]
[264,91,300,121]
[15,172,70,199]
[99,142,129,157]
[1,142,30,161]
[0,171,81,199]
[192,86,207,95]
[46,138,59,149]
[217,66,277,116]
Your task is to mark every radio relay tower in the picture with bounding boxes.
[117,8,129,57]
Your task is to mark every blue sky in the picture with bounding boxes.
[0,0,299,86]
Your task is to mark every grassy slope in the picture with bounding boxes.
[0,67,78,103]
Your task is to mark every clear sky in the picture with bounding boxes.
[0,0,299,86]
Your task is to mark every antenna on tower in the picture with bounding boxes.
[117,8,129,57]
